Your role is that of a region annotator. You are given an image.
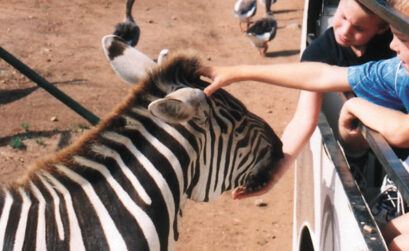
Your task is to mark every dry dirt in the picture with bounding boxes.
[0,0,303,250]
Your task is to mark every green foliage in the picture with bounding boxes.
[10,137,26,150]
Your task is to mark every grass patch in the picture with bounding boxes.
[10,137,26,150]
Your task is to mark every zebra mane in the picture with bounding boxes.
[10,51,206,189]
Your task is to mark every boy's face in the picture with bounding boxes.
[333,0,386,47]
[390,26,409,73]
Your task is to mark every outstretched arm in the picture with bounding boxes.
[201,62,350,96]
[339,97,409,148]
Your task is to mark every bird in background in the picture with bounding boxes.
[113,0,140,47]
[245,13,277,56]
[259,0,277,15]
[234,0,257,32]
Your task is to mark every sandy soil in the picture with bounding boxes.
[0,0,303,249]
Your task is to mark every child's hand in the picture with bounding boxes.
[198,66,240,96]
[339,98,361,136]
[338,98,371,154]
[338,98,360,136]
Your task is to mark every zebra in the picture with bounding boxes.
[0,48,283,250]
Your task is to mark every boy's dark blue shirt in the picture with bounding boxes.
[300,27,396,65]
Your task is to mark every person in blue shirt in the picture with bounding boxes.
[339,56,409,154]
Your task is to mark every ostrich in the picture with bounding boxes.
[113,0,140,47]
[246,14,277,56]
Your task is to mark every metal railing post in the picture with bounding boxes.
[0,46,100,126]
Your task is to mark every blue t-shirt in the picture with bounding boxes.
[348,56,409,113]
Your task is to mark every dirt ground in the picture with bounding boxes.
[0,0,303,250]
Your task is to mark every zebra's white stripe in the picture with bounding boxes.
[54,164,128,251]
[130,108,198,188]
[73,155,160,250]
[123,115,184,201]
[29,182,47,251]
[0,190,13,248]
[37,174,65,241]
[190,123,213,201]
[101,131,176,245]
[41,171,86,251]
[90,144,152,205]
[13,187,31,251]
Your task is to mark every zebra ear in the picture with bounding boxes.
[148,88,209,124]
[102,35,156,84]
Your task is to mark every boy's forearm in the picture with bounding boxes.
[346,98,409,147]
[234,62,351,92]
[281,91,322,158]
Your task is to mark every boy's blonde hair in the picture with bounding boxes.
[349,0,389,29]
[387,0,409,16]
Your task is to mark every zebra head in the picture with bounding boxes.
[103,37,284,202]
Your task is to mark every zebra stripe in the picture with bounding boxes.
[30,182,47,251]
[54,163,128,251]
[0,191,13,249]
[40,170,86,251]
[122,115,184,202]
[90,143,152,205]
[129,107,198,191]
[130,107,197,158]
[14,188,31,251]
[128,106,220,201]
[101,131,176,247]
[36,174,65,241]
[72,155,161,251]
[129,107,208,200]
